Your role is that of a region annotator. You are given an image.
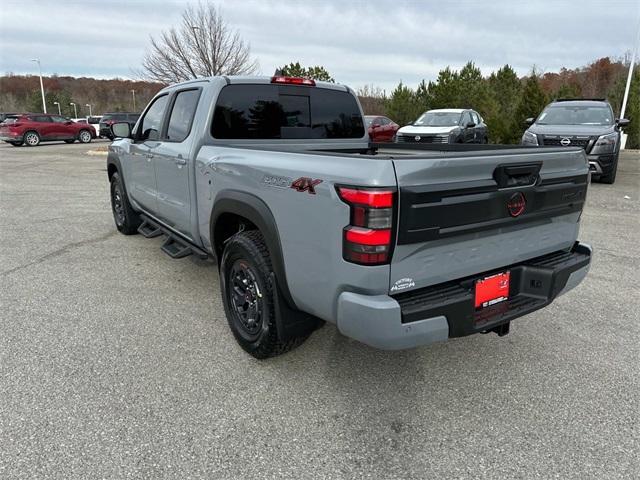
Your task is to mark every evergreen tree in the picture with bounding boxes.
[385,82,420,125]
[278,62,334,82]
[515,71,548,134]
[487,65,522,143]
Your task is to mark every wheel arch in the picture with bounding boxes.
[210,190,296,309]
[107,155,122,181]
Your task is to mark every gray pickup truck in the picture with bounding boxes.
[107,75,592,358]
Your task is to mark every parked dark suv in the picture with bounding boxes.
[522,99,630,184]
[100,112,140,140]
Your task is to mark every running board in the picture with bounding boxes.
[139,215,208,260]
[137,219,163,238]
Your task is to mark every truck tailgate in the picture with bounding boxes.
[389,148,589,293]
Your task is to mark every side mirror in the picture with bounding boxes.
[65,121,73,125]
[465,122,476,128]
[616,118,630,127]
[525,117,535,126]
[371,124,381,129]
[111,122,132,139]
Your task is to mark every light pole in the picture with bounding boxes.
[191,25,202,78]
[53,101,61,115]
[130,89,136,111]
[31,59,47,113]
[85,103,93,116]
[69,102,77,119]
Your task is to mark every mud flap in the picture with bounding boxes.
[269,272,324,341]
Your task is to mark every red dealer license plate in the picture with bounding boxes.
[475,271,510,309]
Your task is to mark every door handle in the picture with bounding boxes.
[175,157,187,166]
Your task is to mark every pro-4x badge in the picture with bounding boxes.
[291,177,322,194]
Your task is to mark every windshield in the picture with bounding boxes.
[364,116,375,127]
[102,114,128,122]
[413,111,460,127]
[537,105,613,126]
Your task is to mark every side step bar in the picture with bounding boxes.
[138,215,208,260]
[137,219,163,238]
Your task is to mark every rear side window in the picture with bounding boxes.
[2,116,20,124]
[166,89,200,142]
[212,84,364,139]
[138,95,168,141]
[29,115,51,123]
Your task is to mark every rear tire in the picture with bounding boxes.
[24,131,40,147]
[110,172,141,235]
[78,129,92,143]
[598,154,618,184]
[220,230,310,359]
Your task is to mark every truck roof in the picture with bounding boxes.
[427,108,466,113]
[162,75,349,92]
[549,99,610,108]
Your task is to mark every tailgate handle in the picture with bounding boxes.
[493,163,542,188]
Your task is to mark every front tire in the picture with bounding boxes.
[220,231,309,359]
[24,131,40,147]
[598,154,618,184]
[110,172,141,235]
[78,129,92,144]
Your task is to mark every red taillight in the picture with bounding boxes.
[271,76,316,86]
[337,188,393,208]
[338,186,396,265]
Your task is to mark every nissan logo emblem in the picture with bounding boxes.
[560,137,571,146]
[507,192,526,217]
[414,135,421,141]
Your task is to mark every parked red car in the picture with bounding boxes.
[0,114,96,146]
[365,115,399,142]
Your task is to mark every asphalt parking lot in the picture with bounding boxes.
[1,141,638,479]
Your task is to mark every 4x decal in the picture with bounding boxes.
[290,177,323,195]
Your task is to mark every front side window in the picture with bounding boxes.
[51,116,70,123]
[212,84,364,139]
[471,112,480,125]
[139,95,168,141]
[166,89,201,142]
[461,112,473,126]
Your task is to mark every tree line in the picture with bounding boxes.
[0,56,637,148]
[357,57,639,148]
[0,74,163,118]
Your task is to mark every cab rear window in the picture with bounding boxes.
[212,84,364,139]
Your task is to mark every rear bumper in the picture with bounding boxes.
[336,242,591,350]
[0,134,23,141]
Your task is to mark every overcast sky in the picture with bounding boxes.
[1,0,638,91]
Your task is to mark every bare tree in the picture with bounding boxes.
[141,2,259,83]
